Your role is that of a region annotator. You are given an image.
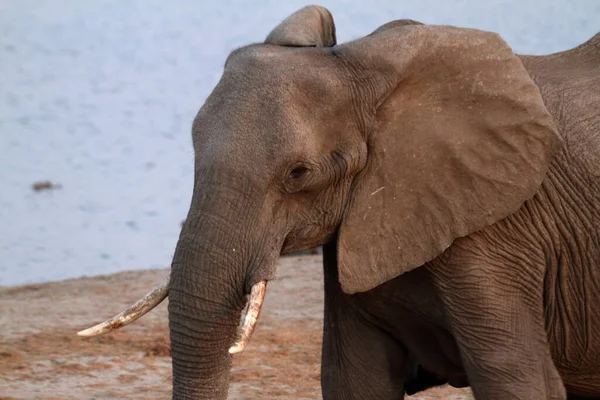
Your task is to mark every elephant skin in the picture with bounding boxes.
[89,5,600,400]
[167,6,600,399]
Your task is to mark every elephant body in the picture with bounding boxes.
[80,6,600,399]
[321,40,600,399]
[520,46,600,395]
[176,17,600,399]
[321,30,600,400]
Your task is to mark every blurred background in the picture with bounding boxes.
[1,0,598,286]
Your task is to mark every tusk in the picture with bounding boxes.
[77,275,170,337]
[229,280,267,354]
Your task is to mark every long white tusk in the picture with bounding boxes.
[229,280,267,354]
[77,275,170,337]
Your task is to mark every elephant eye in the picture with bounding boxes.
[288,165,309,180]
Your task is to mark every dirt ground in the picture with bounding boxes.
[0,255,473,399]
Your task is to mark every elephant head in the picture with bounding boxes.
[78,5,561,399]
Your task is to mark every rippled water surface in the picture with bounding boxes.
[1,0,598,285]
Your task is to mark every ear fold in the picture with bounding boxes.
[265,5,336,47]
[337,24,562,294]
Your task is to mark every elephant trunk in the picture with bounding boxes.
[78,174,277,398]
[168,178,274,399]
[168,226,244,399]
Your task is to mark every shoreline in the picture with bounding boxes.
[0,255,471,399]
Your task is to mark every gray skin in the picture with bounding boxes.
[167,5,600,400]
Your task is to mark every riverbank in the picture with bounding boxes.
[0,255,471,399]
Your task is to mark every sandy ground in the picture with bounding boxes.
[0,255,473,399]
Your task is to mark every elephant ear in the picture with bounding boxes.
[265,5,336,47]
[337,24,562,294]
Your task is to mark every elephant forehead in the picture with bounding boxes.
[193,47,349,145]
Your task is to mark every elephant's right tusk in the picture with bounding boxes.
[229,280,267,354]
[77,275,170,337]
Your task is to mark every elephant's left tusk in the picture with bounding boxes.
[229,280,267,354]
[77,275,170,337]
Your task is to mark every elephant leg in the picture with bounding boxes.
[321,242,406,400]
[430,234,566,400]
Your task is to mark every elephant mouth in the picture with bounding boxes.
[77,275,268,354]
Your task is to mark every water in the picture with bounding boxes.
[1,0,598,286]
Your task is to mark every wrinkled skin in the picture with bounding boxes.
[167,5,600,400]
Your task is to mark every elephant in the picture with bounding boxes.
[78,5,600,400]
